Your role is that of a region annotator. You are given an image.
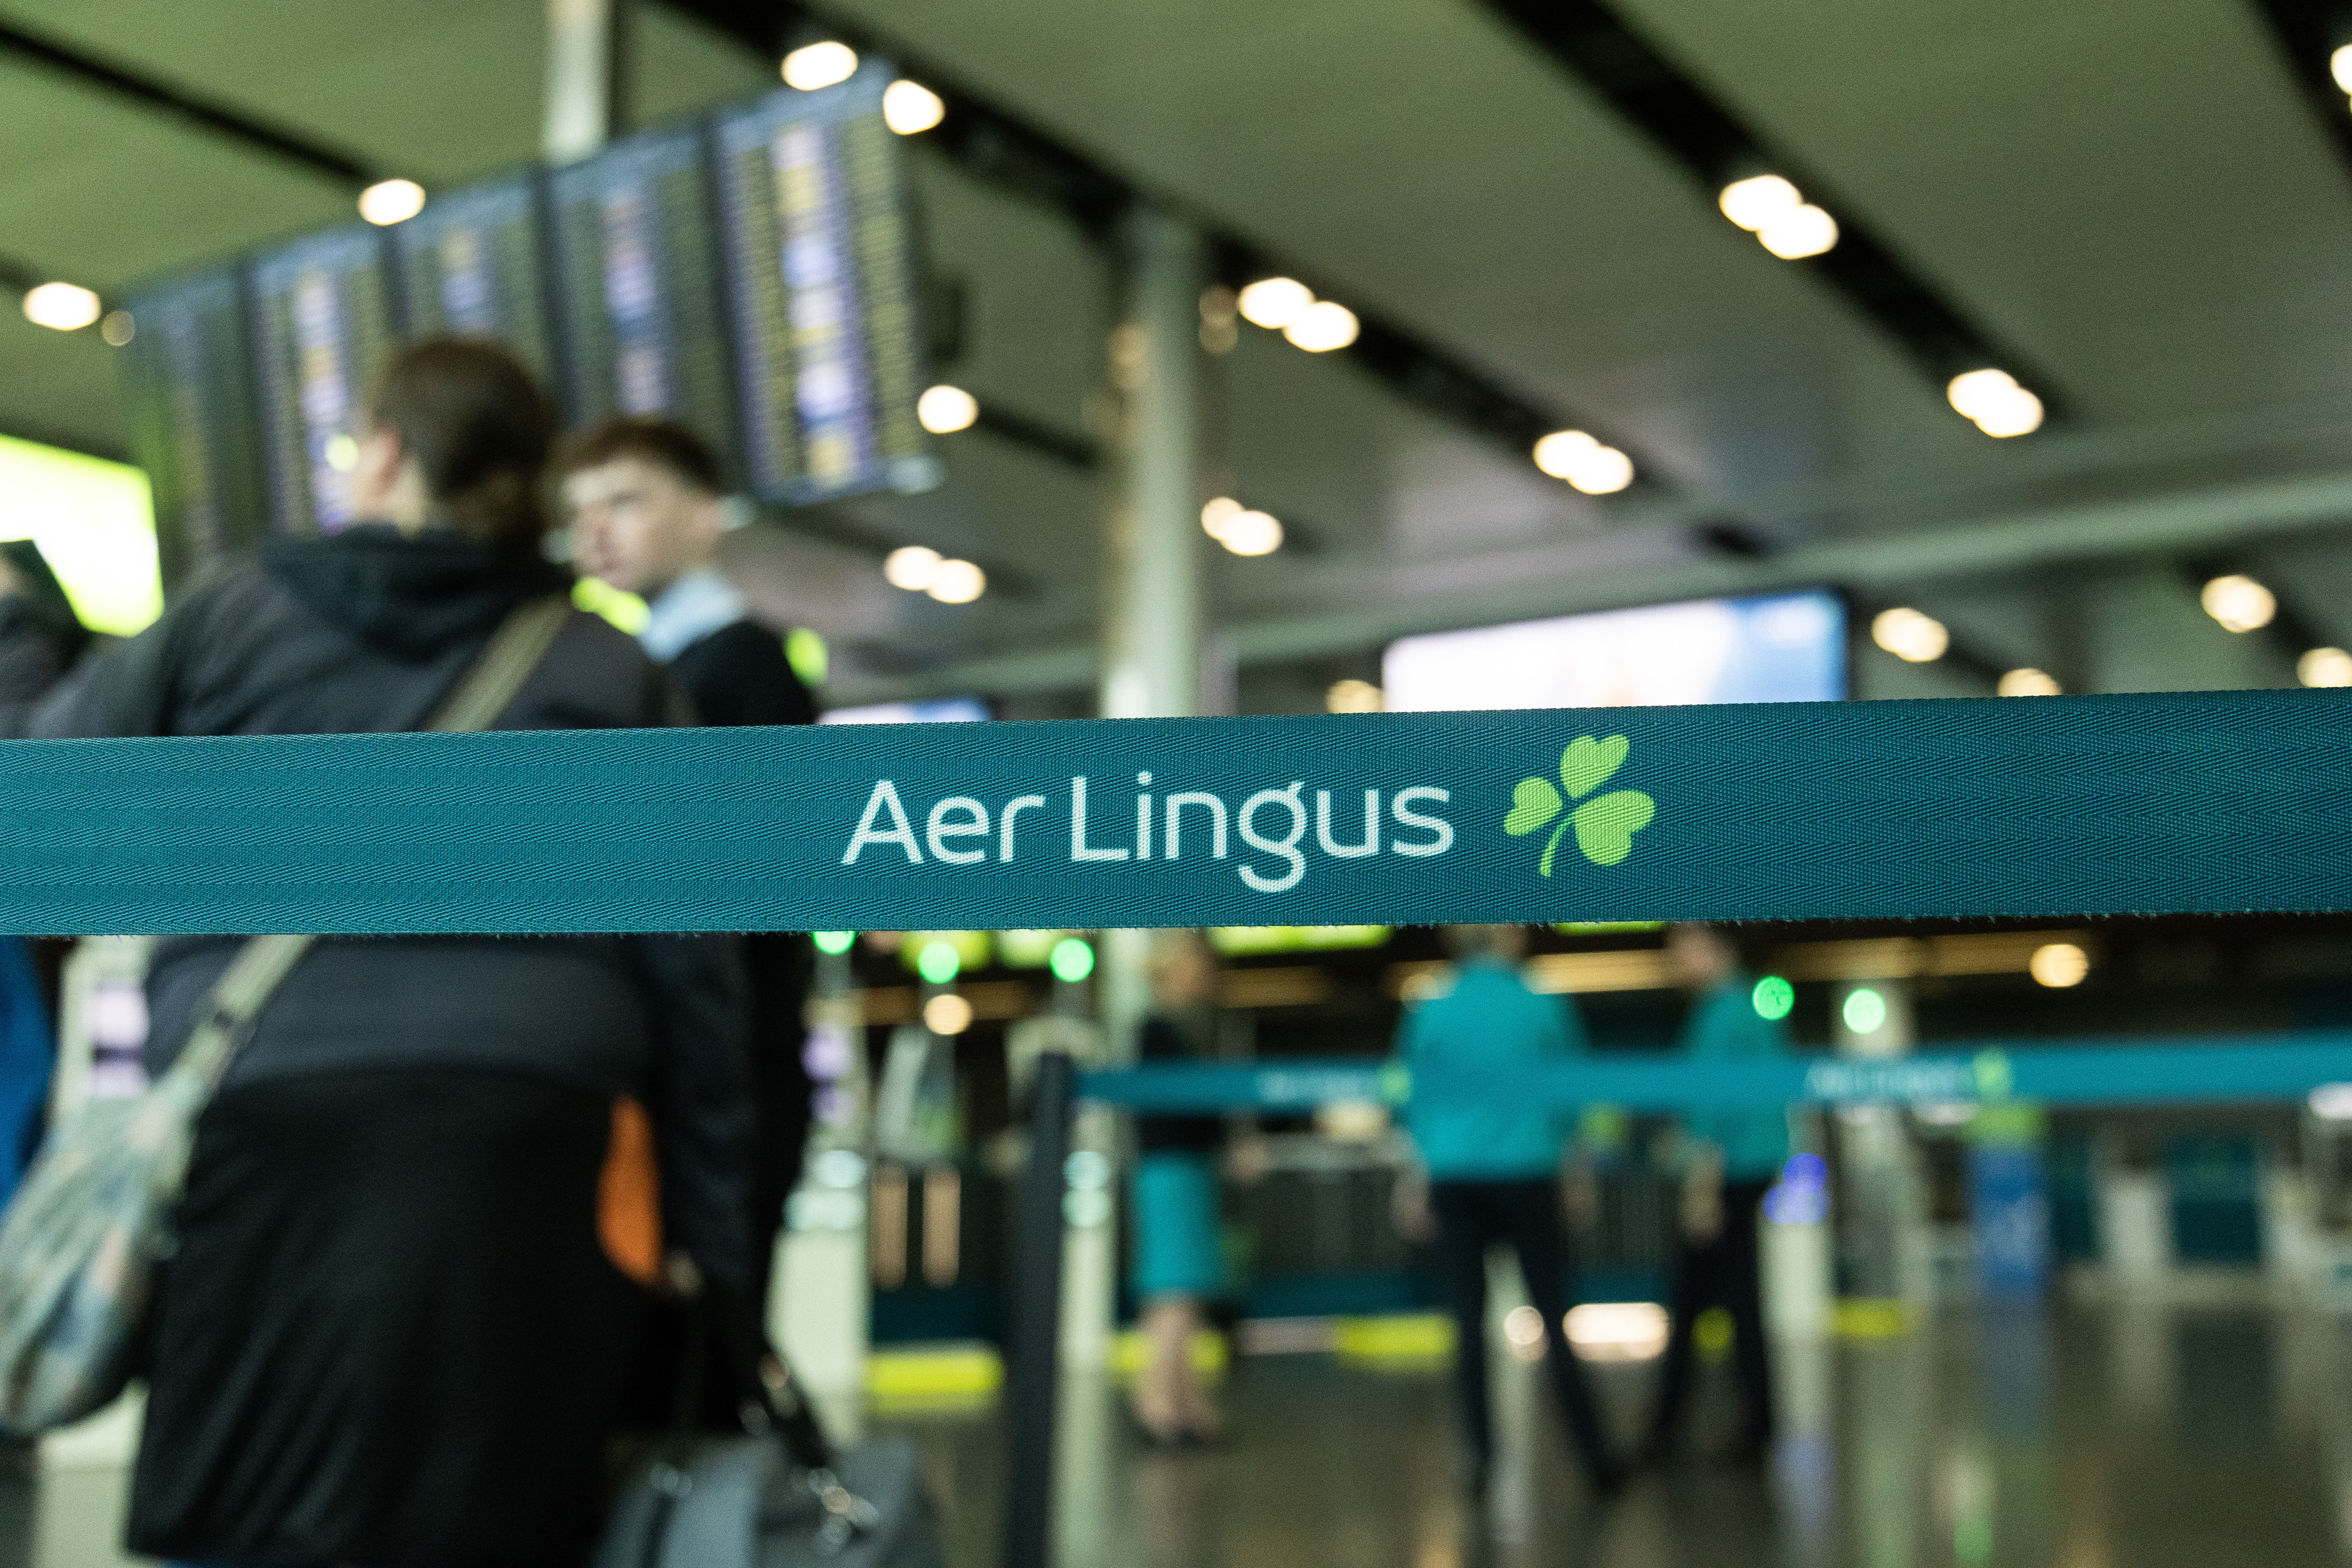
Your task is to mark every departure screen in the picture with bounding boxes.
[393,173,556,383]
[548,124,738,470]
[251,225,400,535]
[117,266,268,586]
[712,67,936,506]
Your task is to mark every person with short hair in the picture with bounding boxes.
[558,416,818,1320]
[1,339,753,1568]
[1637,923,1791,1469]
[1391,924,1624,1496]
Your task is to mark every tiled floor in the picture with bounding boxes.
[9,1304,2352,1566]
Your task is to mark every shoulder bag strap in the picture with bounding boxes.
[179,593,575,1091]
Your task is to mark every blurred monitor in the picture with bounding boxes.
[393,172,558,384]
[1383,589,1847,711]
[711,66,937,507]
[820,696,988,725]
[116,266,268,588]
[0,434,160,637]
[250,224,401,535]
[548,124,740,472]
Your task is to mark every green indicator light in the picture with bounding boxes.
[1751,975,1795,1021]
[812,930,855,956]
[1049,937,1095,984]
[1843,986,1888,1035]
[917,940,961,985]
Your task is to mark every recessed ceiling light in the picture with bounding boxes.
[883,79,944,134]
[1216,510,1283,556]
[783,41,859,91]
[1236,277,1312,330]
[884,545,940,590]
[926,559,986,603]
[21,282,100,332]
[1718,174,1801,232]
[2201,573,2274,634]
[1282,300,1358,352]
[1871,606,1948,663]
[2300,647,2352,688]
[916,384,978,434]
[1531,429,1633,494]
[1997,668,2061,697]
[1757,203,1838,259]
[357,178,426,226]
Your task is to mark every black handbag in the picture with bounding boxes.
[597,1290,946,1568]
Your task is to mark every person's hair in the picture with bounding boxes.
[0,540,88,661]
[367,337,556,556]
[553,415,726,498]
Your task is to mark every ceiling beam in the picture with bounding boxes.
[1475,0,2061,415]
[828,468,2352,703]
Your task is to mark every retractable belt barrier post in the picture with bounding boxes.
[3,688,2349,933]
[1001,1052,1074,1568]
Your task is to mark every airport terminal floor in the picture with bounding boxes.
[5,1302,2348,1568]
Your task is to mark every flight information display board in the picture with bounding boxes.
[393,172,557,384]
[116,266,268,585]
[251,225,401,535]
[712,68,935,506]
[548,124,738,471]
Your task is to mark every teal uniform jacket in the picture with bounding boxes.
[1393,957,1587,1182]
[1679,978,1793,1182]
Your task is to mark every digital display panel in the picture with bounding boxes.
[116,266,266,587]
[712,67,936,505]
[549,123,738,470]
[393,172,557,384]
[818,696,988,726]
[1383,589,1847,712]
[0,434,160,636]
[251,224,400,535]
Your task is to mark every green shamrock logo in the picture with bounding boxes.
[1504,733,1657,876]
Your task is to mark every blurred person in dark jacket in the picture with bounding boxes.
[0,340,753,1568]
[559,416,818,1322]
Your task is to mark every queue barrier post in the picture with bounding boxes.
[1001,1050,1075,1568]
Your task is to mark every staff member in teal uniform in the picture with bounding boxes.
[1391,925,1623,1497]
[1638,923,1792,1469]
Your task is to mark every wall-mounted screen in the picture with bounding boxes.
[0,434,160,637]
[548,124,738,471]
[116,266,266,586]
[394,172,557,384]
[251,224,400,535]
[1383,589,1847,711]
[819,696,987,726]
[712,67,936,506]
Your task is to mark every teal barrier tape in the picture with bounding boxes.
[1,688,2349,932]
[1078,1032,2352,1112]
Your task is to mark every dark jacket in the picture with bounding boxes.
[0,525,753,1283]
[671,619,818,727]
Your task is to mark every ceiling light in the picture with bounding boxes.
[926,558,986,603]
[2201,573,2275,634]
[1562,1302,1669,1363]
[1200,496,1243,540]
[2334,44,2352,93]
[1502,1304,1547,1360]
[1871,606,1948,663]
[2300,647,2352,688]
[21,282,100,332]
[1236,277,1312,330]
[1282,300,1359,352]
[1757,203,1838,260]
[1947,368,2043,438]
[884,545,941,590]
[1718,175,1802,232]
[922,992,973,1035]
[99,310,135,347]
[2311,1082,2352,1120]
[1532,429,1634,495]
[783,41,859,91]
[1326,678,1383,714]
[1217,509,1283,557]
[2029,942,2089,989]
[916,384,978,434]
[882,78,944,134]
[357,178,426,226]
[1997,668,2061,697]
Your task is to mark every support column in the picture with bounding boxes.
[1067,205,1209,1373]
[542,0,624,165]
